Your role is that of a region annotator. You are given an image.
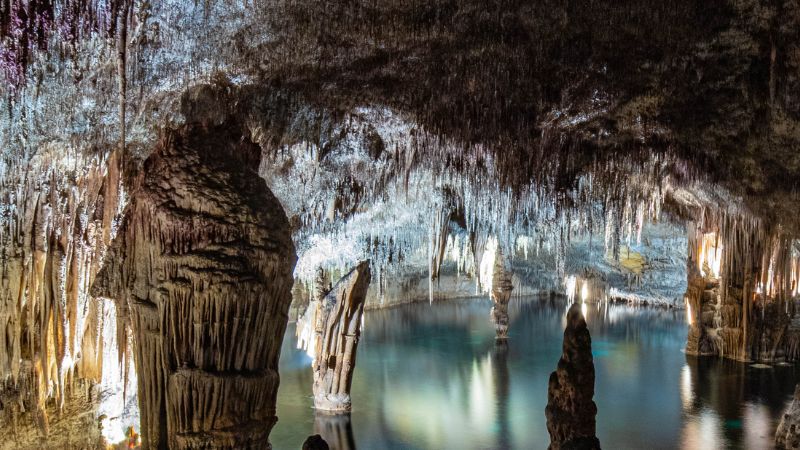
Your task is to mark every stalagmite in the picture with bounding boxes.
[545,303,600,450]
[490,248,513,340]
[310,262,371,412]
[92,121,297,449]
[777,384,800,449]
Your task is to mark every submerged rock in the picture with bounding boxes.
[545,303,600,450]
[777,384,800,449]
[302,434,330,450]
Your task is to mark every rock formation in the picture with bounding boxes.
[685,225,800,363]
[303,434,331,450]
[545,303,600,450]
[310,262,371,412]
[0,142,124,438]
[777,384,800,449]
[92,121,297,449]
[490,248,513,341]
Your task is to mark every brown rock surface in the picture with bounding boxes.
[545,303,600,450]
[311,262,371,412]
[92,121,297,449]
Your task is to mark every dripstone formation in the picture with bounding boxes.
[92,122,297,449]
[490,249,513,340]
[545,303,600,450]
[311,262,371,412]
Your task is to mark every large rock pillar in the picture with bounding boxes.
[92,122,296,449]
[311,262,371,412]
[545,303,600,450]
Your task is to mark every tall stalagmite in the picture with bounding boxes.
[490,248,513,340]
[545,303,600,450]
[92,121,297,449]
[311,262,371,412]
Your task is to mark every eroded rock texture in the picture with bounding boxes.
[778,384,800,449]
[311,262,371,412]
[546,303,600,450]
[92,121,297,449]
[490,248,513,340]
[685,224,800,362]
[0,142,125,438]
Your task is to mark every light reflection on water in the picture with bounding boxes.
[273,298,799,449]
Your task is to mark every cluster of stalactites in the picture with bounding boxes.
[285,107,673,297]
[0,143,127,430]
[689,209,800,305]
[0,0,134,88]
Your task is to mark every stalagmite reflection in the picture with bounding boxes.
[314,413,357,450]
[492,341,511,450]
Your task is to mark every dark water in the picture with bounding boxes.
[272,298,800,449]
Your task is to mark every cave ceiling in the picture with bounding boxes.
[1,0,799,270]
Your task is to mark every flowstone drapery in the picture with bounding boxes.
[92,121,296,449]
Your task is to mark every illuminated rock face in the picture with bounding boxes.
[311,262,371,412]
[684,227,800,363]
[777,384,800,449]
[92,122,297,449]
[545,303,600,450]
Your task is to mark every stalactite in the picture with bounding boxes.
[0,144,124,435]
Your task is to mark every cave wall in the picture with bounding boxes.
[685,222,800,363]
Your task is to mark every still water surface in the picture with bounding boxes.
[272,298,799,449]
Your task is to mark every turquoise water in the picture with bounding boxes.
[272,298,799,449]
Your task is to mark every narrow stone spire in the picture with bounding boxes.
[545,303,600,450]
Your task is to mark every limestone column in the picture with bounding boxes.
[490,249,513,341]
[311,261,371,412]
[545,303,600,450]
[92,122,296,449]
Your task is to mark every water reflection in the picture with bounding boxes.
[493,341,511,450]
[314,413,356,450]
[273,298,799,449]
[679,356,800,449]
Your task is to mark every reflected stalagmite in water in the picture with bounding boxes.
[314,413,357,450]
[492,340,511,450]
